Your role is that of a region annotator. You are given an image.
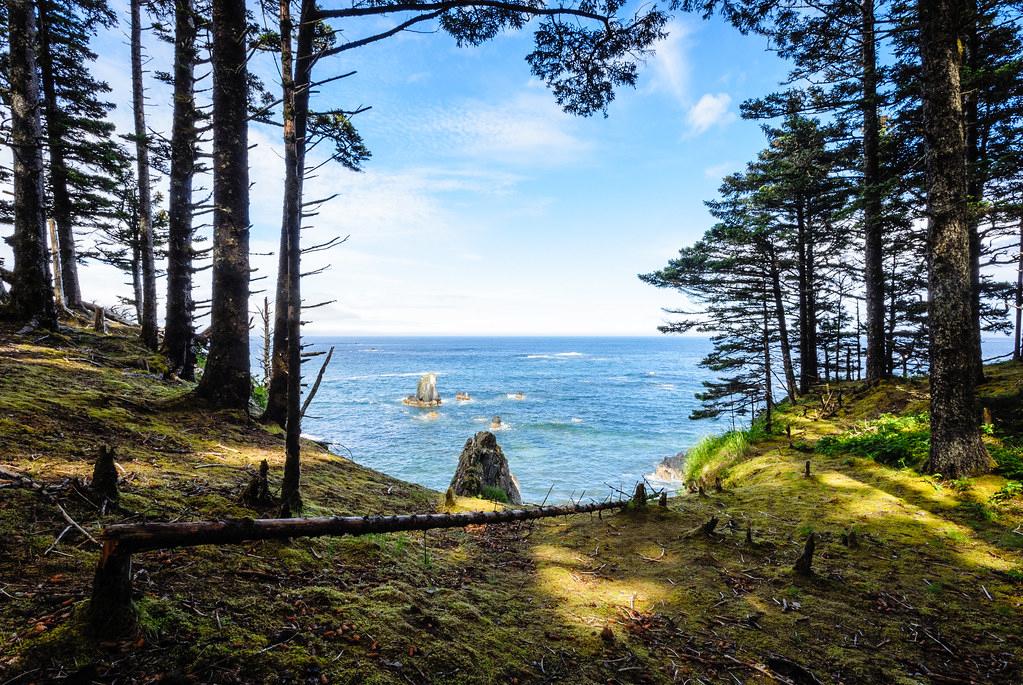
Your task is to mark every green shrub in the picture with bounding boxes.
[989,442,1023,480]
[991,481,1023,503]
[251,382,269,411]
[480,485,509,503]
[816,413,930,469]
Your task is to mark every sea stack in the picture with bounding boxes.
[450,431,522,505]
[403,373,442,407]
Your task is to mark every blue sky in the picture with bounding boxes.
[18,3,791,335]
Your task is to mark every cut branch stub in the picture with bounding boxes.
[91,445,119,502]
[794,532,816,576]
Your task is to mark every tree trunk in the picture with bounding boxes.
[767,243,798,400]
[862,0,886,381]
[264,0,316,428]
[919,0,991,478]
[163,0,199,380]
[963,7,986,384]
[195,0,251,410]
[279,0,303,515]
[36,0,81,310]
[796,202,818,393]
[1013,220,1022,363]
[130,0,159,350]
[762,291,773,433]
[7,0,56,328]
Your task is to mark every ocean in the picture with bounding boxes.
[299,336,718,504]
[297,336,1017,504]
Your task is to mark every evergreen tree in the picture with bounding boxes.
[130,0,160,349]
[35,0,121,310]
[5,0,57,327]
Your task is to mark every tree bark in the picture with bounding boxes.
[195,0,251,410]
[862,0,886,382]
[7,0,56,328]
[36,0,82,309]
[163,0,200,380]
[919,0,991,478]
[263,0,316,428]
[130,0,159,350]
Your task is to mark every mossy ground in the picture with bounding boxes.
[1,323,1021,683]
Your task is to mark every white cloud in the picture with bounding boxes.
[644,20,693,104]
[392,92,592,166]
[686,93,735,134]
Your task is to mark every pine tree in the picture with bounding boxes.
[35,0,120,310]
[6,0,57,327]
[195,0,251,409]
[130,0,160,350]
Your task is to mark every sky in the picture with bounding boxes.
[6,2,792,336]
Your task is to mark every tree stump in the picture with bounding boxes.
[87,541,136,638]
[794,532,816,576]
[683,516,718,538]
[93,305,107,334]
[445,487,456,508]
[804,460,811,478]
[714,476,723,493]
[240,460,273,508]
[91,445,119,502]
[632,482,647,508]
[841,529,859,548]
[658,491,668,508]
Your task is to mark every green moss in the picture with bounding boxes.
[3,322,1023,684]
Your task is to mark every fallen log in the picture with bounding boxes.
[89,494,646,638]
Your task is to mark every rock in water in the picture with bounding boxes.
[403,373,442,407]
[449,431,522,505]
[654,451,686,481]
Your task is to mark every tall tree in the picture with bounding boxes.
[278,0,306,514]
[130,0,160,349]
[6,0,57,327]
[195,0,250,409]
[162,0,203,379]
[35,0,120,311]
[918,0,991,477]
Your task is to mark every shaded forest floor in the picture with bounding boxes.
[1,322,1022,684]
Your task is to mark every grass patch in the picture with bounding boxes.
[682,423,764,482]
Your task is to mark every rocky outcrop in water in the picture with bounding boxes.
[450,431,522,505]
[654,451,686,481]
[404,373,442,407]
